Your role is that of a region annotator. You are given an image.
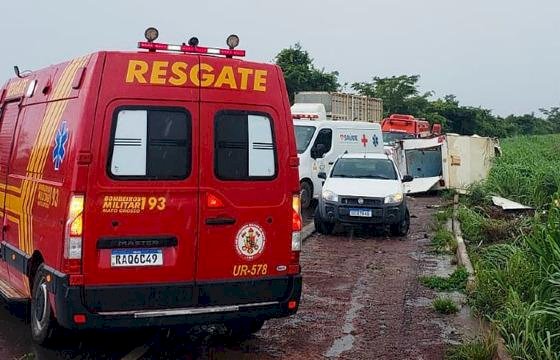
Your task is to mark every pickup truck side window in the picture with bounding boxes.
[214,110,276,180]
[313,129,332,153]
[109,107,191,180]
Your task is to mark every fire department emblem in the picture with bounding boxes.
[235,224,266,260]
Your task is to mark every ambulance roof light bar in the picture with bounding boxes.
[139,28,245,57]
[292,113,320,120]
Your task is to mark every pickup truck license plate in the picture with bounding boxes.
[111,249,163,267]
[349,208,373,217]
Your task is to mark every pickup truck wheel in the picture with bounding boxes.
[390,209,410,237]
[30,265,60,345]
[314,209,334,235]
[300,181,313,209]
[225,319,265,341]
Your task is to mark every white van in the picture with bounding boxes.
[294,120,384,208]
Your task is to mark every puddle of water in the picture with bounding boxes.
[429,318,462,345]
[421,253,455,277]
[325,335,354,357]
[324,274,367,358]
[406,296,433,307]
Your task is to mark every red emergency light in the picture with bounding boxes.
[138,42,246,57]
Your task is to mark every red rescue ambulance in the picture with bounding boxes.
[0,29,302,344]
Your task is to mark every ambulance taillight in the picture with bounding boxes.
[63,195,84,273]
[290,194,302,274]
[292,194,302,234]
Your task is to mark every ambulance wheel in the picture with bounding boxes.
[31,265,60,345]
[390,209,410,237]
[225,319,265,340]
[300,181,313,209]
[314,209,334,235]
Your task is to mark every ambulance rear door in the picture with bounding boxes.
[196,59,296,307]
[81,53,201,312]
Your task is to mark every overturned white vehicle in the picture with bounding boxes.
[388,134,502,194]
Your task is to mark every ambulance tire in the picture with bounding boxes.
[300,181,313,209]
[314,209,334,235]
[390,208,410,237]
[30,264,60,345]
[225,319,265,341]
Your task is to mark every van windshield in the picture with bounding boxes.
[331,158,397,180]
[294,125,316,154]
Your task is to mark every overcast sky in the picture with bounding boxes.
[1,0,558,116]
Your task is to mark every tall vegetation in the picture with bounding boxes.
[459,134,560,359]
[485,135,560,208]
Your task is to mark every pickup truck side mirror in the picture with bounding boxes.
[318,172,327,180]
[402,175,414,183]
[311,144,326,159]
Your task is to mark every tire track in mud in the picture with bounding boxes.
[324,272,367,357]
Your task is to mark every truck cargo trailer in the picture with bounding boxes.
[293,91,383,123]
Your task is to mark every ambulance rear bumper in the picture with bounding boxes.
[52,275,302,330]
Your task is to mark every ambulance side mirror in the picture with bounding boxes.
[311,144,326,159]
[318,172,327,180]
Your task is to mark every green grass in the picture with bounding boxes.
[446,334,497,360]
[440,189,457,201]
[431,227,457,254]
[458,134,560,359]
[485,134,560,209]
[466,202,560,359]
[457,204,525,246]
[433,297,459,314]
[434,207,453,224]
[457,206,487,244]
[420,267,469,292]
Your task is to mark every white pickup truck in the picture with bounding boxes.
[314,153,413,236]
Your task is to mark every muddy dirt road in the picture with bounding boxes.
[0,196,475,359]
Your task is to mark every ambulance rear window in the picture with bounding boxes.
[109,107,191,180]
[214,111,276,180]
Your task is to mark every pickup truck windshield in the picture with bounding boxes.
[331,158,397,180]
[295,125,316,154]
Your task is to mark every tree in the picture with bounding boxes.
[275,43,339,103]
[540,107,560,133]
[352,75,432,117]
